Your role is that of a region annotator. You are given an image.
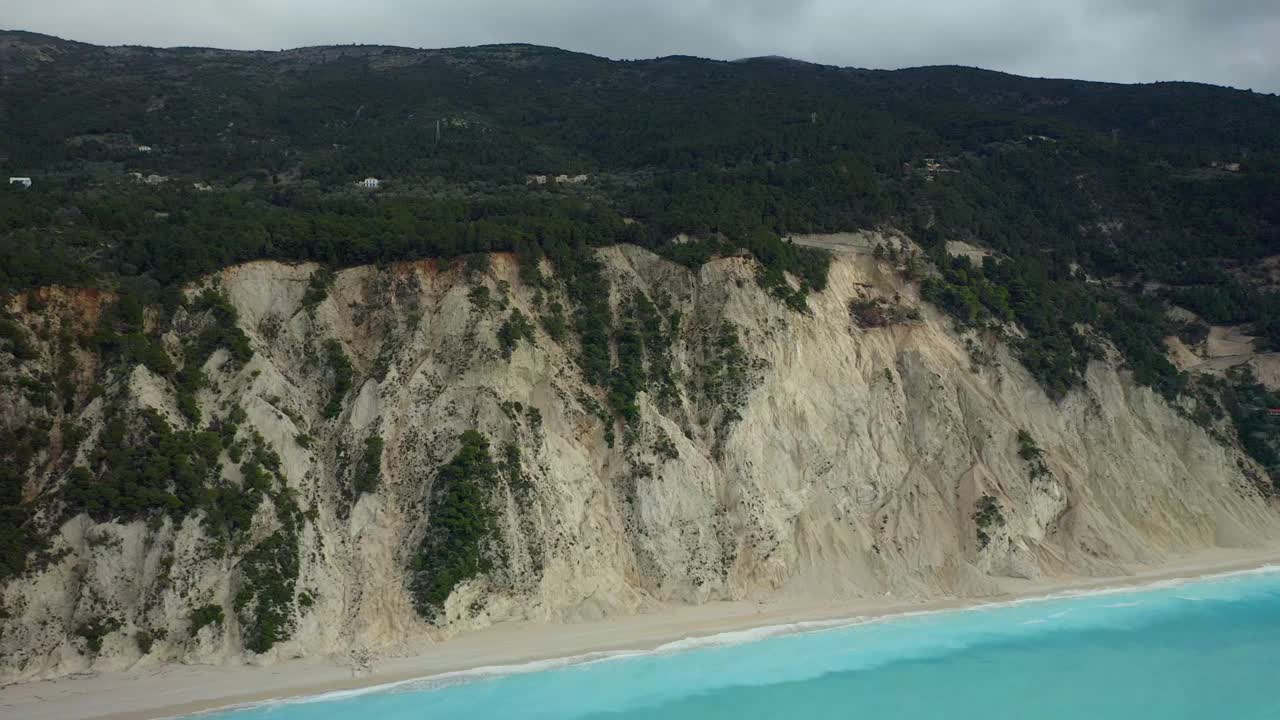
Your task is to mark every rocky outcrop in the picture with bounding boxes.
[1,239,1276,681]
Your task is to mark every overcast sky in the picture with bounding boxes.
[5,0,1278,93]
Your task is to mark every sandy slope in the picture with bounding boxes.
[3,545,1277,720]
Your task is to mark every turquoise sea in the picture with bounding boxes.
[206,568,1280,720]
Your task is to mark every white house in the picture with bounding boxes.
[8,177,32,189]
[359,177,380,189]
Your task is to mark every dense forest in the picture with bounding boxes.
[3,31,1280,480]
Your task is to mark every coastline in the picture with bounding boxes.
[4,545,1279,720]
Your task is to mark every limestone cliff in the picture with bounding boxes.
[1,238,1276,681]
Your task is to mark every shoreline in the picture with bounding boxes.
[5,545,1280,720]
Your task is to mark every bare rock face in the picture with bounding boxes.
[1,241,1276,681]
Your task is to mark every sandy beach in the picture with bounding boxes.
[3,545,1278,720]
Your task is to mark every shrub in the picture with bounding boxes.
[135,630,156,655]
[1017,430,1041,460]
[0,318,36,361]
[0,424,50,580]
[973,495,1004,549]
[234,531,300,654]
[322,339,353,419]
[62,405,218,523]
[409,430,499,619]
[500,441,529,491]
[540,302,567,342]
[190,290,253,366]
[75,617,122,654]
[302,267,336,308]
[467,285,491,311]
[497,309,535,358]
[354,436,383,495]
[1016,430,1051,479]
[849,297,922,328]
[463,254,491,278]
[189,604,225,635]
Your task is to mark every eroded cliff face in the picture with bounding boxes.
[1,239,1276,681]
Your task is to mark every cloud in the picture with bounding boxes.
[3,0,1277,92]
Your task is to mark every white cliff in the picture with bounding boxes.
[1,238,1275,681]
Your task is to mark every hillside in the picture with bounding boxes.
[2,31,1280,680]
[2,32,1279,397]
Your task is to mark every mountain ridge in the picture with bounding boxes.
[4,29,1276,96]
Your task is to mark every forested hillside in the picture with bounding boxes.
[3,30,1280,470]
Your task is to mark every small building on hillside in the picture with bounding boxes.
[8,177,32,189]
[137,145,153,153]
[359,177,380,189]
[128,172,169,185]
[528,173,588,186]
[1210,160,1242,173]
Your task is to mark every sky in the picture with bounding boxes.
[4,0,1278,93]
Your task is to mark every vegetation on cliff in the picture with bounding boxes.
[409,430,500,619]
